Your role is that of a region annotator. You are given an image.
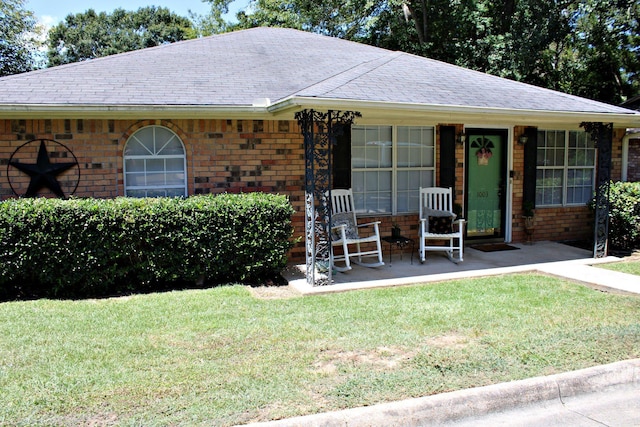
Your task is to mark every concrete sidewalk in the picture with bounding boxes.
[286,241,640,297]
[241,359,640,426]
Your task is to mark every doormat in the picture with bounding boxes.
[470,243,520,252]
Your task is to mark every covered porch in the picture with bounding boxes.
[284,240,628,295]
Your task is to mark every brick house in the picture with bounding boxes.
[1,27,639,263]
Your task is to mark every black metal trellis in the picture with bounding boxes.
[295,109,361,286]
[581,122,613,258]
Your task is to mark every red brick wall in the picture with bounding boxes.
[0,118,628,261]
[0,118,310,260]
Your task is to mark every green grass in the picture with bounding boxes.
[1,274,639,426]
[597,259,640,276]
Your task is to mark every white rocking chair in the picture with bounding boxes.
[419,187,466,263]
[329,188,385,272]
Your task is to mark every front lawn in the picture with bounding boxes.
[597,259,640,276]
[1,274,639,426]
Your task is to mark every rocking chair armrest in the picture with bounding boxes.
[330,223,347,231]
[453,218,466,231]
[356,220,381,228]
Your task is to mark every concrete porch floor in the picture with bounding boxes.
[284,241,638,295]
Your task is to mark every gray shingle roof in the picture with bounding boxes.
[0,26,635,116]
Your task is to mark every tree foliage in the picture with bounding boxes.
[206,0,639,105]
[47,6,195,66]
[0,0,42,77]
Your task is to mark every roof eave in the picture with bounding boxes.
[2,98,639,128]
[0,104,275,120]
[269,97,640,128]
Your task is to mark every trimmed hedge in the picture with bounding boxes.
[0,194,295,300]
[607,181,640,251]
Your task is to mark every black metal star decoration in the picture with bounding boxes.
[8,139,79,198]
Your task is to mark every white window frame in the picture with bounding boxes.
[123,125,188,197]
[536,130,596,207]
[351,125,436,215]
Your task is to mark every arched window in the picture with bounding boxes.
[123,126,187,197]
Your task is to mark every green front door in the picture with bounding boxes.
[465,129,507,239]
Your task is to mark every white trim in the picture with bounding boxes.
[536,129,596,206]
[269,97,640,128]
[2,96,639,127]
[123,125,188,197]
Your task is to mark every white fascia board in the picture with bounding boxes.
[269,97,640,128]
[2,97,639,128]
[0,104,278,120]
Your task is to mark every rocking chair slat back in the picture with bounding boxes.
[331,190,355,215]
[421,187,452,214]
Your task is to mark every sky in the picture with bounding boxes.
[26,0,246,27]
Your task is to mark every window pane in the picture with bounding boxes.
[147,189,166,198]
[155,128,183,155]
[147,159,164,172]
[352,146,367,168]
[166,188,185,197]
[397,170,435,213]
[126,173,145,187]
[125,159,144,172]
[166,172,185,185]
[397,143,410,167]
[166,158,184,171]
[146,173,165,186]
[127,190,146,198]
[352,171,364,190]
[124,137,151,156]
[567,168,594,204]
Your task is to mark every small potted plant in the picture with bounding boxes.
[523,201,535,240]
[392,221,402,238]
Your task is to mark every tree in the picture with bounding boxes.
[0,0,42,77]
[559,0,640,104]
[190,0,236,36]
[47,6,195,66]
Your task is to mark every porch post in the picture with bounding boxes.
[581,122,613,258]
[295,109,360,286]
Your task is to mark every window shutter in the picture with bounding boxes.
[523,127,538,209]
[439,126,456,191]
[332,125,351,189]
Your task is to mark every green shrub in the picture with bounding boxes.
[606,181,640,251]
[0,194,295,300]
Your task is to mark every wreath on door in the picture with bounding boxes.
[471,137,494,166]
